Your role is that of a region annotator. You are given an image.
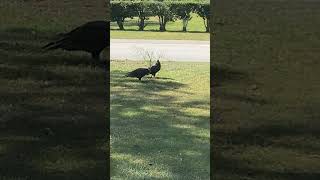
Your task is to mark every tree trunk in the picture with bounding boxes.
[182,19,188,32]
[138,18,145,31]
[160,24,166,31]
[203,18,209,33]
[206,19,210,32]
[159,16,166,32]
[117,20,124,30]
[182,26,187,32]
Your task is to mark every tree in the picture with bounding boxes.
[196,3,210,32]
[131,1,153,31]
[149,1,174,32]
[111,2,134,30]
[171,2,195,32]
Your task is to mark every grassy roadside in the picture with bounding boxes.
[111,31,209,41]
[211,0,320,179]
[110,60,210,179]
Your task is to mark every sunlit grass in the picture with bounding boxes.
[111,60,210,179]
[111,30,209,41]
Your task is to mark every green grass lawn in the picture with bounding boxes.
[110,14,210,41]
[0,0,109,179]
[110,60,210,179]
[212,0,320,179]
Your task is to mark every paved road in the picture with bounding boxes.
[110,39,210,62]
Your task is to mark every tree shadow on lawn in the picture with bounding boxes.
[211,65,320,179]
[213,151,320,180]
[211,63,269,110]
[213,120,320,150]
[0,90,109,180]
[211,63,248,87]
[110,70,210,179]
[0,34,109,179]
[0,27,55,42]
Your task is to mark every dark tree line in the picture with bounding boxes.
[111,0,210,32]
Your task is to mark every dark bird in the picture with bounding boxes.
[126,68,150,81]
[149,60,161,77]
[42,21,109,61]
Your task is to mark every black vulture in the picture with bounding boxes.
[149,60,161,77]
[43,21,109,61]
[126,68,150,81]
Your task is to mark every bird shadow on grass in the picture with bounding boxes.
[145,76,175,80]
[111,70,186,91]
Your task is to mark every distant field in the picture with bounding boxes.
[0,0,109,179]
[110,14,210,40]
[111,60,210,179]
[212,0,320,179]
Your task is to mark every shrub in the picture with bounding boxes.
[111,1,135,30]
[149,1,175,31]
[110,0,210,32]
[130,1,154,31]
[195,3,210,32]
[170,2,195,32]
